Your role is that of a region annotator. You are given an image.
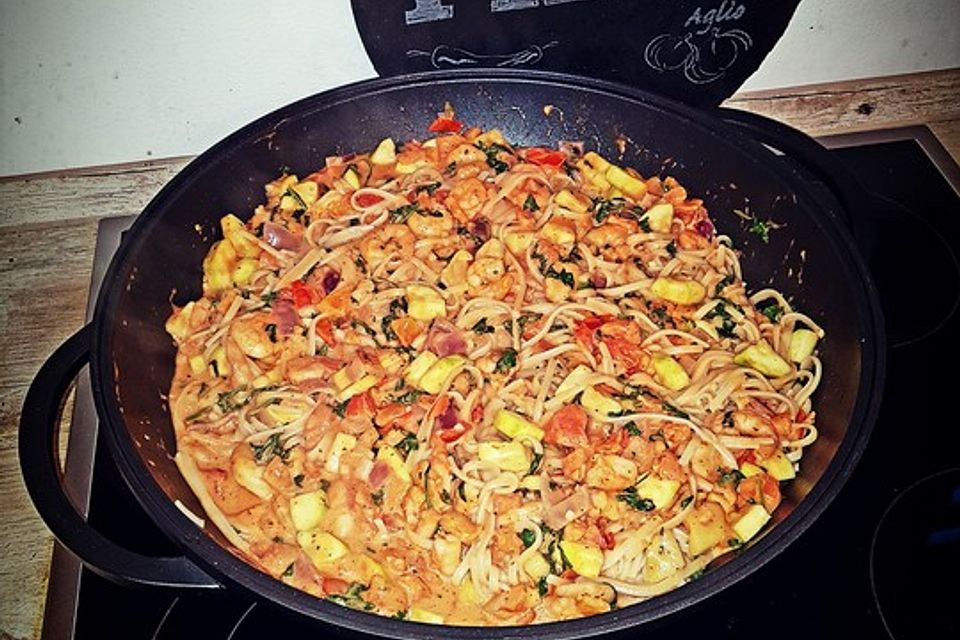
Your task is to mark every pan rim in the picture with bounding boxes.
[90,68,885,639]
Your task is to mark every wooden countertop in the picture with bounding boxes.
[1,68,958,639]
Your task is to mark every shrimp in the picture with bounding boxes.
[445,177,488,223]
[229,313,276,359]
[359,224,414,267]
[406,211,454,238]
[445,143,488,167]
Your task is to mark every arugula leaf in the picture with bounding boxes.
[758,301,784,323]
[623,421,643,437]
[475,141,510,173]
[518,528,537,549]
[388,203,420,224]
[216,387,250,414]
[544,266,575,288]
[523,194,540,212]
[471,318,495,334]
[395,432,419,458]
[415,181,441,196]
[717,468,746,487]
[331,398,350,418]
[617,486,655,511]
[251,433,290,463]
[495,348,518,373]
[327,582,374,611]
[529,451,543,474]
[593,197,626,223]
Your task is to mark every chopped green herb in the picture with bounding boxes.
[439,489,451,505]
[665,241,677,257]
[494,348,518,373]
[216,387,250,414]
[537,576,549,597]
[183,406,213,424]
[718,468,746,487]
[388,203,421,224]
[728,537,744,549]
[471,318,495,334]
[475,141,510,173]
[623,421,643,437]
[415,181,441,196]
[250,433,290,463]
[662,403,689,419]
[648,429,666,443]
[517,313,541,329]
[395,432,419,459]
[544,266,575,289]
[518,528,537,549]
[392,609,408,620]
[502,319,513,333]
[617,486,655,511]
[638,217,652,233]
[680,495,693,509]
[282,562,295,577]
[327,582,374,611]
[690,569,705,580]
[260,290,278,305]
[371,489,384,506]
[283,187,309,212]
[758,301,784,323]
[354,254,367,274]
[714,274,736,295]
[523,193,539,212]
[381,313,398,341]
[264,323,278,343]
[331,398,350,418]
[394,389,426,405]
[593,197,626,223]
[705,301,738,339]
[293,474,305,487]
[445,162,457,175]
[529,451,544,474]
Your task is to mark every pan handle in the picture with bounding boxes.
[714,107,869,230]
[19,325,221,590]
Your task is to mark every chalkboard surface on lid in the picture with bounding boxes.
[351,0,800,107]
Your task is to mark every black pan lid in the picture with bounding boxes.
[351,0,800,107]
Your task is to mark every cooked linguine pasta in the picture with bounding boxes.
[165,115,824,625]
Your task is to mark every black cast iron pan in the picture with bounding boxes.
[20,69,885,639]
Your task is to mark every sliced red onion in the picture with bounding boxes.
[467,217,491,243]
[695,219,715,238]
[435,404,459,430]
[425,318,467,356]
[590,271,608,289]
[273,299,299,336]
[321,269,341,294]
[263,221,302,251]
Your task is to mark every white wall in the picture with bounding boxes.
[1,0,958,177]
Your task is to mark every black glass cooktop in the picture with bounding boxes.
[44,127,960,640]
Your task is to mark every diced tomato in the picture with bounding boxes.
[471,403,484,423]
[573,314,614,350]
[598,319,643,343]
[290,280,317,309]
[438,422,469,443]
[427,116,464,133]
[735,449,757,465]
[524,147,567,167]
[354,192,384,207]
[560,569,578,580]
[544,405,589,448]
[322,577,350,595]
[345,391,376,418]
[315,318,336,347]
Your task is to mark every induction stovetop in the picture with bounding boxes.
[42,126,960,640]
